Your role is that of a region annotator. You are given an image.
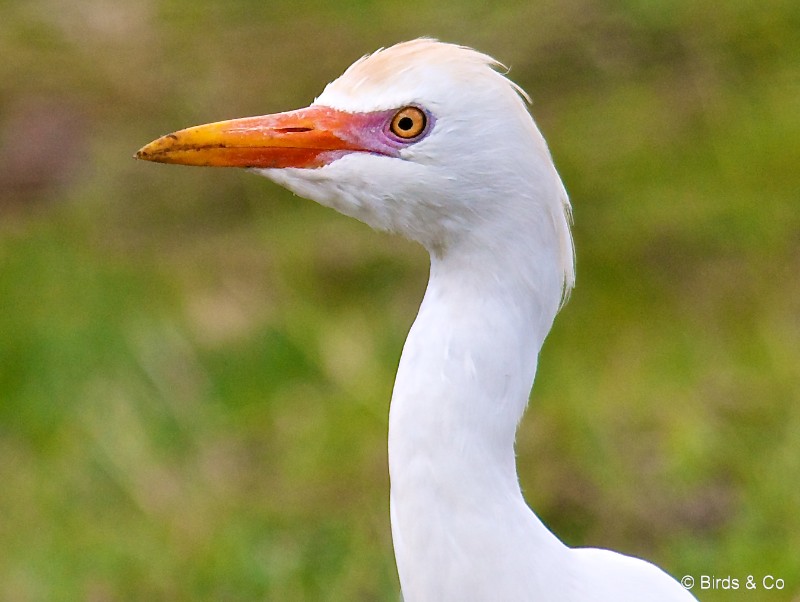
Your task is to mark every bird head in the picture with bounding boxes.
[137,39,574,296]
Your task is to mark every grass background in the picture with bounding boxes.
[1,0,798,600]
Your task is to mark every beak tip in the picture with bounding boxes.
[135,138,169,163]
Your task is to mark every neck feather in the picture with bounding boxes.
[388,229,567,599]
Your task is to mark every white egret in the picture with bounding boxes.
[138,39,696,601]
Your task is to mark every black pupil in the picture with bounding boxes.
[398,116,414,131]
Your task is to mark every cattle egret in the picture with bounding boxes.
[137,39,696,601]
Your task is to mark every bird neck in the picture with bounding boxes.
[388,233,567,598]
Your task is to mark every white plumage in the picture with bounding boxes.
[138,38,696,601]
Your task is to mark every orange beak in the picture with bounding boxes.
[136,105,383,169]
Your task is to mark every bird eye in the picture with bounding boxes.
[390,107,427,139]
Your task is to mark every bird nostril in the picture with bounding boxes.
[274,127,313,133]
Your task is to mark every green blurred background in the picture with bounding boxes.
[1,0,798,600]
